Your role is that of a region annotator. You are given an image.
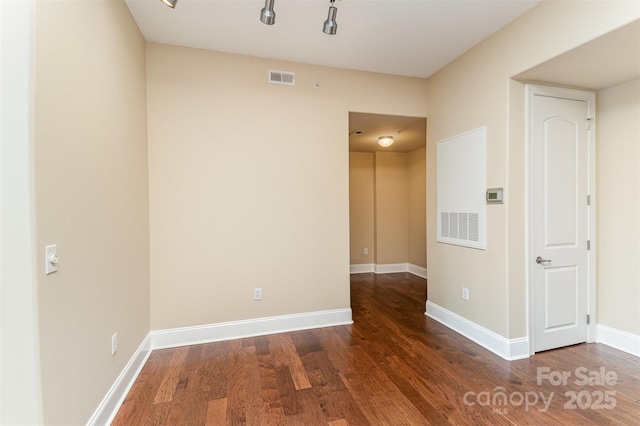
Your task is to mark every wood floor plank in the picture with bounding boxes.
[164,384,208,426]
[226,343,265,425]
[228,407,246,426]
[275,334,312,390]
[257,351,287,425]
[302,366,337,419]
[224,339,247,411]
[148,401,172,426]
[111,379,156,426]
[205,398,227,425]
[112,349,176,425]
[152,346,190,404]
[274,365,299,416]
[378,355,452,425]
[329,389,371,426]
[254,335,271,356]
[299,349,346,393]
[112,273,640,426]
[283,388,328,426]
[290,330,324,357]
[201,341,231,401]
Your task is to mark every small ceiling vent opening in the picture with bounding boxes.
[268,69,295,86]
[350,129,366,136]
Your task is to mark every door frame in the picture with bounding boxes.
[525,84,597,355]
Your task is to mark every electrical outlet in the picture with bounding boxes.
[111,333,118,355]
[254,288,262,301]
[363,248,369,255]
[462,287,469,301]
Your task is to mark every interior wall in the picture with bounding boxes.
[426,1,639,338]
[349,152,375,265]
[0,1,43,423]
[375,152,410,265]
[597,78,640,336]
[147,43,427,330]
[409,147,427,268]
[33,2,150,424]
[349,149,426,269]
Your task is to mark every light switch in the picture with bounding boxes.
[45,245,58,275]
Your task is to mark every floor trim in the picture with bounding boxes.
[150,308,353,350]
[350,263,374,274]
[374,263,409,274]
[597,324,640,357]
[86,334,152,426]
[425,300,529,361]
[351,263,427,279]
[408,264,428,279]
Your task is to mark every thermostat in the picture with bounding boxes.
[486,187,503,204]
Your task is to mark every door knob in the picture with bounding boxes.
[536,256,551,265]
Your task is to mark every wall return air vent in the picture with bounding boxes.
[268,69,295,86]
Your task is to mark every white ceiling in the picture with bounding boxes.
[515,19,640,90]
[125,0,540,78]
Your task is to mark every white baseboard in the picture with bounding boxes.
[86,334,152,426]
[408,264,428,279]
[150,308,353,350]
[350,263,374,274]
[596,324,640,357]
[374,263,408,274]
[350,263,427,279]
[425,300,529,361]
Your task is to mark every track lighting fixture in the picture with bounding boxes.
[160,0,339,34]
[257,0,339,35]
[160,0,177,9]
[323,0,338,35]
[260,0,276,25]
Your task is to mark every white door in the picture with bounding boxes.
[530,89,592,352]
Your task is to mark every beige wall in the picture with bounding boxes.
[375,152,410,264]
[16,2,638,423]
[409,148,427,268]
[147,44,427,330]
[426,1,639,338]
[34,1,150,424]
[349,149,426,268]
[349,153,375,265]
[597,78,640,336]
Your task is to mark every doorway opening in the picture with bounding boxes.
[348,112,427,278]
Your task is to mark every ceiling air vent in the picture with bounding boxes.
[268,69,295,86]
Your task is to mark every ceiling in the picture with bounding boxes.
[125,0,540,79]
[349,112,426,153]
[515,19,640,90]
[124,1,638,149]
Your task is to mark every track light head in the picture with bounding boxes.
[260,0,276,25]
[160,0,177,9]
[323,2,338,35]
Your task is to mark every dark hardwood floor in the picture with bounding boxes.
[112,273,640,425]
